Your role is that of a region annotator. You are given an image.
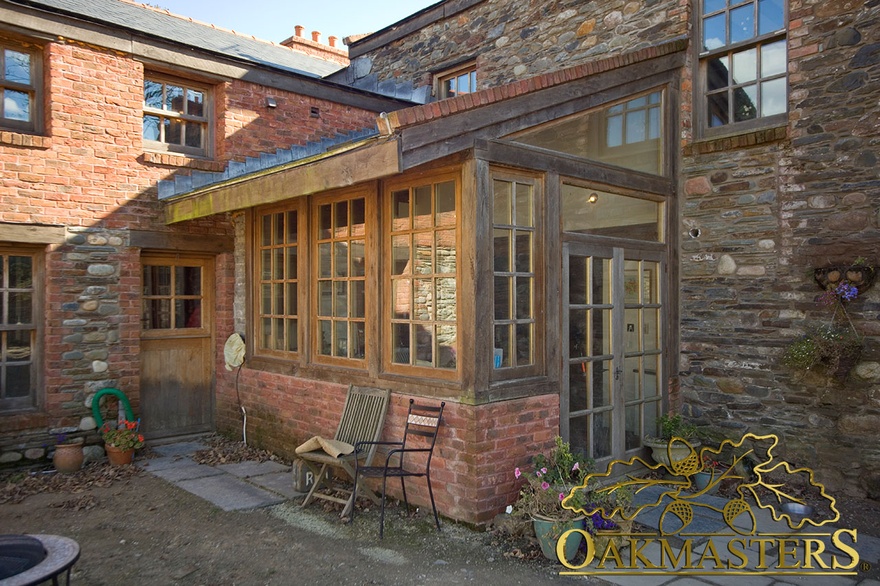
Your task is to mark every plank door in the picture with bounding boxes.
[139,254,214,439]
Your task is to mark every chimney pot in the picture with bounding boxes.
[311,30,321,42]
[328,36,338,47]
[294,25,304,37]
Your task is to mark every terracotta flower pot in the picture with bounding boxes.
[105,444,135,466]
[53,442,84,473]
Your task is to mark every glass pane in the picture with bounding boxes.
[7,365,30,397]
[413,185,432,229]
[319,204,332,240]
[414,279,433,320]
[761,40,786,76]
[284,211,297,243]
[493,180,512,225]
[184,123,202,149]
[569,363,589,412]
[625,405,641,451]
[494,325,511,368]
[515,183,533,227]
[644,264,658,303]
[8,256,32,288]
[625,110,647,143]
[593,258,612,305]
[606,114,623,147]
[732,47,757,85]
[516,322,532,365]
[181,299,201,328]
[175,266,201,295]
[143,265,171,295]
[4,89,29,121]
[570,416,588,460]
[273,248,283,280]
[645,356,661,398]
[287,319,298,352]
[351,281,365,318]
[286,248,297,280]
[415,324,433,365]
[392,323,410,364]
[436,277,456,321]
[624,261,640,303]
[562,184,662,241]
[493,229,511,272]
[758,0,784,34]
[8,330,31,362]
[165,84,184,112]
[593,360,611,408]
[730,3,755,44]
[260,249,271,280]
[413,233,433,274]
[734,83,758,121]
[335,320,348,357]
[458,72,470,93]
[570,308,588,359]
[318,243,332,278]
[261,284,271,314]
[515,277,532,320]
[392,279,410,318]
[435,181,456,226]
[173,300,184,328]
[261,215,272,246]
[392,235,410,275]
[703,0,725,13]
[514,232,532,273]
[143,115,160,141]
[708,56,730,90]
[437,324,457,369]
[592,309,612,355]
[334,242,348,277]
[261,317,271,349]
[392,190,410,231]
[144,80,162,108]
[165,118,182,145]
[708,91,729,127]
[186,89,204,116]
[625,308,641,353]
[273,283,283,314]
[351,322,366,359]
[351,198,365,236]
[350,241,365,277]
[436,230,456,274]
[286,282,297,315]
[593,410,612,459]
[335,201,348,237]
[644,308,660,351]
[569,257,587,305]
[703,13,726,50]
[334,281,347,318]
[319,320,332,355]
[144,299,171,329]
[494,276,511,320]
[644,400,660,439]
[624,356,640,401]
[648,107,660,140]
[318,281,332,316]
[4,49,30,84]
[761,77,786,116]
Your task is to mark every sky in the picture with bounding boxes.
[148,0,440,44]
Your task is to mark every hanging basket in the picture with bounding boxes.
[814,265,875,294]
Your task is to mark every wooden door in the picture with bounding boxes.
[139,254,214,439]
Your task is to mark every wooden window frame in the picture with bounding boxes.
[490,168,545,382]
[253,199,305,360]
[140,255,213,340]
[143,73,212,158]
[0,246,42,412]
[384,170,461,381]
[435,61,477,100]
[696,0,788,139]
[0,37,42,134]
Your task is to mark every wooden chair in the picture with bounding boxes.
[298,385,391,517]
[351,399,445,538]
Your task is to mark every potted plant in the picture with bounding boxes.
[692,453,727,494]
[52,433,84,474]
[643,413,700,470]
[101,419,145,466]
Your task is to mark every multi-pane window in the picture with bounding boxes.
[0,251,37,411]
[257,209,299,354]
[1,41,40,132]
[316,197,367,361]
[437,63,477,99]
[143,76,210,157]
[493,176,535,369]
[142,262,205,330]
[606,93,661,149]
[389,178,458,370]
[700,0,787,132]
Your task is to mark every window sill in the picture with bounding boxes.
[0,131,51,149]
[686,125,787,156]
[141,151,225,172]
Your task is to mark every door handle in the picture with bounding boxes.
[614,367,623,380]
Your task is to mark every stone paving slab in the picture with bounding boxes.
[216,460,289,478]
[150,462,224,483]
[150,441,206,458]
[175,474,286,511]
[138,455,199,472]
[248,470,305,500]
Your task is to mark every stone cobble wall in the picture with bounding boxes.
[343,0,687,101]
[0,35,378,467]
[680,2,880,497]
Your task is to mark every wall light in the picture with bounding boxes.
[587,192,599,204]
[266,97,277,108]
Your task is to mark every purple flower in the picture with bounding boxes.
[541,481,550,491]
[837,283,858,302]
[572,462,580,472]
[559,492,565,501]
[541,467,547,474]
[536,470,542,478]
[514,467,521,479]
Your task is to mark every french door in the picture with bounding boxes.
[562,243,665,465]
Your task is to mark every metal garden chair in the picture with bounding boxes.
[351,399,445,538]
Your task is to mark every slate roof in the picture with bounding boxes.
[8,0,344,78]
[157,127,380,200]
